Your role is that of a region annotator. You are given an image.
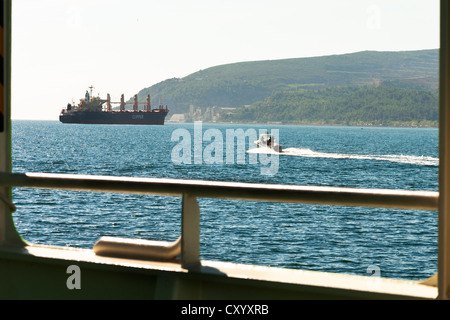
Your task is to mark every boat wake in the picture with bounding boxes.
[247,147,281,155]
[248,147,439,166]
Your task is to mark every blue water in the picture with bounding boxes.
[11,120,439,280]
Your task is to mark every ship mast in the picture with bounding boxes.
[89,85,94,101]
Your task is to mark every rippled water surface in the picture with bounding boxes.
[11,121,438,280]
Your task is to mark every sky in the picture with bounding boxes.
[11,0,440,120]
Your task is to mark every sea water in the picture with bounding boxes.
[11,121,439,280]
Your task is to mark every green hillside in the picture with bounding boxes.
[135,49,438,124]
[221,85,439,127]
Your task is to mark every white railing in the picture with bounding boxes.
[0,171,439,269]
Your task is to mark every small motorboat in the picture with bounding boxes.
[254,133,282,152]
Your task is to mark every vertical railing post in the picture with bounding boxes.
[439,0,450,300]
[0,0,23,247]
[181,193,200,270]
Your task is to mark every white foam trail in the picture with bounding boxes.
[248,147,439,166]
[247,146,280,155]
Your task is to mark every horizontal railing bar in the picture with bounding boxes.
[0,172,439,211]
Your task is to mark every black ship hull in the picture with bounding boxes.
[59,110,168,125]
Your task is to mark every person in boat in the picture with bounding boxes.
[267,135,272,147]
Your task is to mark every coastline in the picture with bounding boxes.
[168,119,439,129]
[14,118,439,129]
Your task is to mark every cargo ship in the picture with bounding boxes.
[59,87,169,125]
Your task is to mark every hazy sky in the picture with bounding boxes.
[11,0,439,120]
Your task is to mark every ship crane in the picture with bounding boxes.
[89,85,94,98]
[106,94,166,112]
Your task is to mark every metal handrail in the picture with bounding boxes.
[0,172,439,211]
[0,171,438,267]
